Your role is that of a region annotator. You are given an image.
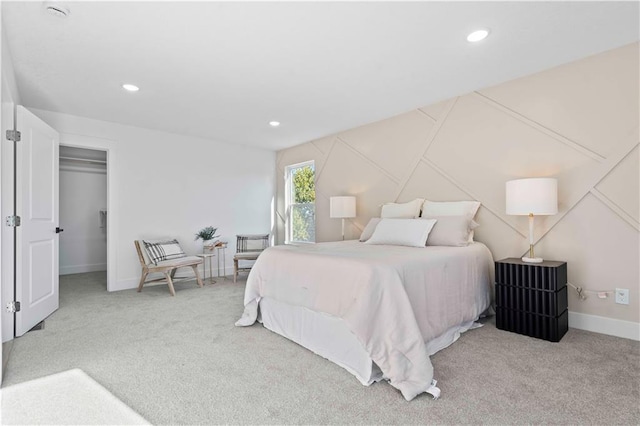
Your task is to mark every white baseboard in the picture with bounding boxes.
[60,263,107,275]
[569,311,640,341]
[112,277,138,292]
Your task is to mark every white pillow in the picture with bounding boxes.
[423,215,474,247]
[365,218,437,248]
[381,198,424,219]
[421,200,481,241]
[421,200,481,218]
[359,218,382,242]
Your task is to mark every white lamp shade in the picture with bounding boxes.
[330,196,356,218]
[506,178,558,216]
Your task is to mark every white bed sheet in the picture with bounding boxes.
[236,241,493,400]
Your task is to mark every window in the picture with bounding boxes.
[285,161,315,243]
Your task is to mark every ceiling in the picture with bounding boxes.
[2,1,638,151]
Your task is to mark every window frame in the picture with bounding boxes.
[284,160,316,244]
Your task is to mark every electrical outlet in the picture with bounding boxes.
[615,288,629,305]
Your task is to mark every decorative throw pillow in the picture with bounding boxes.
[421,200,481,241]
[365,218,437,248]
[359,218,382,242]
[380,198,424,219]
[423,215,475,247]
[143,239,186,265]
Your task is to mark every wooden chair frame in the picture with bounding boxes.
[134,240,204,296]
[233,234,269,283]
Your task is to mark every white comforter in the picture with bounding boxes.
[236,241,493,401]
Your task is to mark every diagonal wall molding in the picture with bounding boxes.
[523,135,638,250]
[473,91,607,163]
[336,137,400,184]
[509,136,640,260]
[421,158,527,238]
[390,98,459,202]
[590,188,639,231]
[420,98,458,159]
[314,137,337,183]
[416,108,438,123]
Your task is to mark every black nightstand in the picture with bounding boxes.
[495,258,568,342]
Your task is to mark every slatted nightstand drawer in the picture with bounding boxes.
[495,284,567,317]
[496,307,568,342]
[495,259,567,291]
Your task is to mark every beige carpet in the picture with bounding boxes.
[1,368,148,425]
[2,272,639,424]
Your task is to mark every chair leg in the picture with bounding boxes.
[170,269,177,279]
[233,258,238,283]
[137,270,148,293]
[192,265,204,288]
[164,272,176,296]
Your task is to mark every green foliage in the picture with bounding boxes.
[293,166,315,203]
[292,204,315,242]
[195,226,219,241]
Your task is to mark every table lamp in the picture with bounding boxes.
[330,196,356,240]
[506,178,558,263]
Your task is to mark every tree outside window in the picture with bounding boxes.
[286,162,315,243]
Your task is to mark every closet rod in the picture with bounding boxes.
[59,156,106,165]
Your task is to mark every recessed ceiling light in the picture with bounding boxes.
[44,1,70,18]
[467,29,490,43]
[269,121,280,127]
[122,84,140,92]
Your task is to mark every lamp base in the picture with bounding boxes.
[521,256,543,264]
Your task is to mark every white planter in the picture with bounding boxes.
[201,240,215,253]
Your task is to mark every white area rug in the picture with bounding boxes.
[1,368,148,425]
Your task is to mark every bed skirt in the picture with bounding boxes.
[259,296,481,391]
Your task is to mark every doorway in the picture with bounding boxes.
[59,146,108,293]
[1,108,117,345]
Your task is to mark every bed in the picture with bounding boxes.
[236,240,493,401]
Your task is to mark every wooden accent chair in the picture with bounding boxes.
[233,234,270,283]
[134,240,204,296]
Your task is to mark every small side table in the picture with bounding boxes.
[195,253,216,284]
[495,258,568,342]
[215,243,227,279]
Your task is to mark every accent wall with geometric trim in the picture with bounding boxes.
[275,43,639,326]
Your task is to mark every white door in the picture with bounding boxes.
[15,106,60,336]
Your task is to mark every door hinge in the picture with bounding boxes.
[6,301,20,313]
[6,130,21,142]
[5,215,21,227]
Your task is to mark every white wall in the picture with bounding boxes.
[59,161,107,275]
[31,108,275,291]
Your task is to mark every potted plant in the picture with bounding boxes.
[195,226,219,252]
